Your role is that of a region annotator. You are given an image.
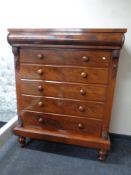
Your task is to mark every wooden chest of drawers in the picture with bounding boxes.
[8,28,127,160]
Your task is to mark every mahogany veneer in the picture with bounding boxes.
[7,28,127,160]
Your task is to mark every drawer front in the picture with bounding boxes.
[20,48,111,67]
[22,95,104,119]
[22,111,102,137]
[21,80,107,101]
[20,65,109,84]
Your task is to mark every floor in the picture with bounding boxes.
[0,136,131,175]
[0,121,6,128]
[0,50,16,123]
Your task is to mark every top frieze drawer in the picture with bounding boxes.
[20,48,111,67]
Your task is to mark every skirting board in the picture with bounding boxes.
[0,116,18,148]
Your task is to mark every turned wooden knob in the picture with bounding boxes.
[78,106,85,112]
[37,85,43,91]
[80,89,86,96]
[38,101,43,107]
[102,56,106,60]
[37,53,44,59]
[37,69,43,75]
[38,117,44,123]
[78,123,84,129]
[81,72,87,78]
[82,56,89,62]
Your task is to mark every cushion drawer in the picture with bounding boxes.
[22,95,104,119]
[20,48,111,67]
[22,111,102,137]
[20,65,109,84]
[21,80,107,102]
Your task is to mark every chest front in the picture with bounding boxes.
[8,28,126,160]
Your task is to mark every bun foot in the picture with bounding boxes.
[18,136,26,147]
[98,149,107,161]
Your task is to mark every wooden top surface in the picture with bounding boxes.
[8,28,127,33]
[7,28,127,48]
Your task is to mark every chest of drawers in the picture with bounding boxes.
[8,28,127,160]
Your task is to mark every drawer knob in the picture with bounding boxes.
[37,69,43,75]
[38,101,44,107]
[38,85,43,91]
[102,57,106,60]
[82,56,89,62]
[79,105,85,112]
[81,72,87,78]
[78,123,84,129]
[38,117,44,123]
[80,89,86,96]
[37,53,44,59]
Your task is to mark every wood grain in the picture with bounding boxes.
[21,111,102,137]
[20,64,109,84]
[7,28,127,160]
[21,95,105,119]
[20,48,111,67]
[21,80,107,101]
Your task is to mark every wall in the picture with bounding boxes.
[0,0,131,135]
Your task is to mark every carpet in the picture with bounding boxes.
[0,122,6,128]
[0,136,131,175]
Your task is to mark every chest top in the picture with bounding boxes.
[8,28,126,48]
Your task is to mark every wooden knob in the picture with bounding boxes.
[82,56,89,62]
[81,72,87,78]
[38,101,43,107]
[37,85,43,91]
[37,69,43,75]
[79,106,85,112]
[80,89,86,96]
[38,117,44,123]
[78,123,84,129]
[37,53,44,59]
[102,57,106,60]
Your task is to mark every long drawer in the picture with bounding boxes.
[20,64,109,84]
[21,95,105,119]
[21,80,107,101]
[20,48,111,67]
[21,111,102,137]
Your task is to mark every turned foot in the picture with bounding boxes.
[98,149,107,161]
[18,136,26,147]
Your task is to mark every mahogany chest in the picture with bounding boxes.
[8,28,127,160]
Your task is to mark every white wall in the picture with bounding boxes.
[0,0,131,135]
